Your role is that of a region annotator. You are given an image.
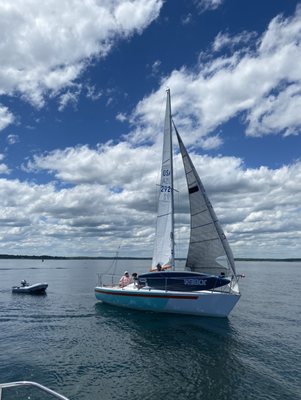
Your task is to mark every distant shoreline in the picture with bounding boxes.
[0,254,151,260]
[0,254,300,262]
[234,258,301,262]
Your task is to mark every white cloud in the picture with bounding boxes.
[0,105,14,131]
[0,165,10,175]
[212,31,257,52]
[58,87,82,111]
[26,141,160,186]
[86,85,102,101]
[246,83,301,137]
[127,5,301,146]
[116,112,127,122]
[151,60,162,76]
[0,154,10,175]
[0,172,158,256]
[195,0,223,13]
[114,0,163,34]
[12,142,301,257]
[181,13,193,25]
[0,0,163,107]
[6,134,19,145]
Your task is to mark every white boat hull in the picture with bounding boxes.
[95,284,240,317]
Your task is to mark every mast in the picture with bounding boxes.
[151,89,175,269]
[166,89,175,269]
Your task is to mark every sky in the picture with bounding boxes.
[1,0,301,259]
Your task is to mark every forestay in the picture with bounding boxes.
[152,90,175,269]
[175,125,237,277]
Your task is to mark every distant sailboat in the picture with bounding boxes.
[95,90,241,317]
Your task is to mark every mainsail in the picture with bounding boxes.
[174,124,236,277]
[152,89,175,268]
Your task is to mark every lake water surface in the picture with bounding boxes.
[0,259,300,400]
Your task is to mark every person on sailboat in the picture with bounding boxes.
[131,272,138,281]
[119,271,131,288]
[149,262,172,272]
[132,272,140,287]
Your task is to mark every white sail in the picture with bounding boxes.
[174,125,237,277]
[152,90,175,268]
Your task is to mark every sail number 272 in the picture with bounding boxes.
[161,169,171,192]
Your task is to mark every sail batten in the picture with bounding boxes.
[157,212,172,218]
[191,210,208,216]
[191,238,220,244]
[192,221,218,229]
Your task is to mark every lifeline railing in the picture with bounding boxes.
[97,273,238,294]
[0,381,70,400]
[97,273,120,287]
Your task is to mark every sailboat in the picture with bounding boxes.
[95,89,241,317]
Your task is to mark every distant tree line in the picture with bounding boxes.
[0,254,300,261]
[235,257,301,262]
[0,254,152,260]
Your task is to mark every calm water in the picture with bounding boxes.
[0,259,300,400]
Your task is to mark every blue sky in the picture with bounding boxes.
[1,0,301,258]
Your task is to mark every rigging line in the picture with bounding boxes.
[102,243,122,276]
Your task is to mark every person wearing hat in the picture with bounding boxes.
[119,271,131,288]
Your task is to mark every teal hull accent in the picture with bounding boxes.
[95,287,170,311]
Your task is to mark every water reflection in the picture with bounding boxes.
[93,302,242,400]
[94,301,235,337]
